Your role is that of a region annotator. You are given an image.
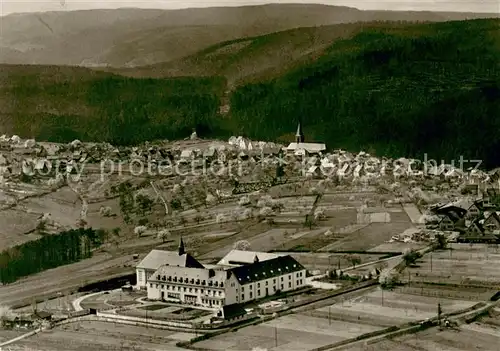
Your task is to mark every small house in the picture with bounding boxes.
[483,212,500,232]
[216,303,247,321]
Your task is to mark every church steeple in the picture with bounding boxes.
[178,236,185,256]
[296,121,304,143]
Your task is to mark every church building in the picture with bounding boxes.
[286,122,326,156]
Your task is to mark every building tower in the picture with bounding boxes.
[254,254,260,263]
[296,121,304,143]
[178,236,185,256]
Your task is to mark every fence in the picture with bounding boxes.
[396,286,486,301]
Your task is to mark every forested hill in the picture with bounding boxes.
[229,19,500,167]
[1,19,499,167]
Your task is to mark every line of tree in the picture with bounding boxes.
[0,228,106,284]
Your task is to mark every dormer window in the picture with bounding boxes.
[157,275,160,280]
[208,281,213,286]
[162,276,166,281]
[202,280,206,285]
[168,276,172,281]
[196,279,200,284]
[173,276,177,282]
[220,282,224,287]
[191,278,194,284]
[179,277,183,283]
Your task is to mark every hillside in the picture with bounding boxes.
[229,19,500,167]
[1,19,499,167]
[0,65,226,144]
[1,4,498,67]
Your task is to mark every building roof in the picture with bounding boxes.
[286,142,326,153]
[227,255,305,285]
[216,250,282,267]
[136,249,204,270]
[221,303,247,319]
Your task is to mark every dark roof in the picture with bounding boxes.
[228,255,304,285]
[222,304,247,319]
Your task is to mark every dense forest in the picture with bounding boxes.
[1,69,227,145]
[230,19,500,167]
[1,19,499,166]
[0,228,105,284]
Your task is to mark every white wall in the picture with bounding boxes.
[231,269,307,304]
[147,281,226,309]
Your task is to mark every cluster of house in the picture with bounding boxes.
[135,239,306,320]
[430,188,500,243]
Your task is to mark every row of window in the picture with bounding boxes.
[236,279,303,302]
[201,298,224,306]
[241,272,303,291]
[155,275,223,287]
[150,283,223,296]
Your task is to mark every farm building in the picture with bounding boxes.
[286,122,326,156]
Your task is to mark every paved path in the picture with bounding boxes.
[72,290,116,311]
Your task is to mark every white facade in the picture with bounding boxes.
[146,253,307,310]
[225,267,306,305]
[135,247,204,289]
[147,266,227,308]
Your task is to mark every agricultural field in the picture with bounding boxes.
[324,222,414,252]
[405,243,500,286]
[342,308,500,351]
[8,321,190,350]
[305,289,477,328]
[196,314,381,351]
[0,251,138,308]
[286,252,388,272]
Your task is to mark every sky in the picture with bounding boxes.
[0,0,498,16]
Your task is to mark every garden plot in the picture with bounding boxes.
[312,289,475,328]
[119,304,212,321]
[11,321,189,351]
[325,222,414,251]
[196,314,380,351]
[406,244,500,285]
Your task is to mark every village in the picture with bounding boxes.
[1,125,500,350]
